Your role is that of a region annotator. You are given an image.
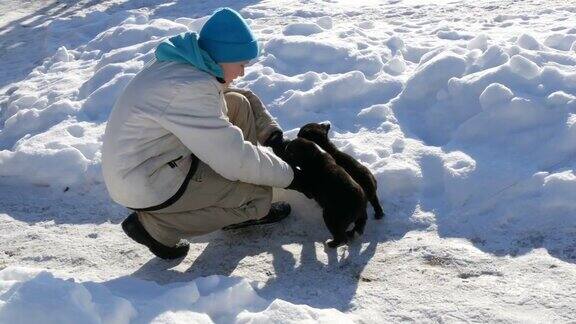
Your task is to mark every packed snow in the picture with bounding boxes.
[0,267,352,323]
[0,0,575,322]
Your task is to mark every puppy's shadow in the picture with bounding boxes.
[255,236,379,311]
[130,191,386,311]
[179,227,380,311]
[185,229,298,279]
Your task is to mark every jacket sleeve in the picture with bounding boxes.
[156,80,294,188]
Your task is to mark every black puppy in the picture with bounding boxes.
[298,122,385,219]
[285,138,367,248]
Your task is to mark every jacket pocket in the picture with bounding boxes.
[167,155,183,169]
[147,155,184,179]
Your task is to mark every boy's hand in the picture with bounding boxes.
[264,130,290,158]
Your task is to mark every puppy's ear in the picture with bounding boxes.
[296,127,303,138]
[321,122,331,132]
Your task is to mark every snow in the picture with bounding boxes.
[263,37,384,77]
[1,0,576,322]
[479,83,514,111]
[0,267,352,323]
[282,23,324,36]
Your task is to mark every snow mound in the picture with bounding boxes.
[478,83,514,111]
[388,36,576,241]
[516,33,542,50]
[263,36,383,76]
[316,17,333,29]
[268,71,402,129]
[282,23,323,36]
[544,33,576,51]
[0,267,135,324]
[383,57,406,76]
[393,46,576,147]
[0,267,353,324]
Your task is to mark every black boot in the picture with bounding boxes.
[121,212,189,260]
[222,202,291,230]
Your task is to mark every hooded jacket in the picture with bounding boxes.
[101,32,293,209]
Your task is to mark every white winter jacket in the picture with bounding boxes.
[102,60,293,209]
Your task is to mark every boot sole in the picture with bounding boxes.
[122,213,189,260]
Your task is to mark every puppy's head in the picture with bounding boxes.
[285,138,323,168]
[297,122,331,145]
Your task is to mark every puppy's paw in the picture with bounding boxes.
[326,238,346,248]
[374,211,385,220]
[346,230,356,239]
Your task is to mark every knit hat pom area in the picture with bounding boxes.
[198,7,260,63]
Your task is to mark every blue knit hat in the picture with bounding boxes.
[198,8,259,63]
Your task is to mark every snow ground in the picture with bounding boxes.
[1,0,576,322]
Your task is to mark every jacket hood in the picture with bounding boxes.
[155,32,224,78]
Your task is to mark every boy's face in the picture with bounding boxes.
[220,61,249,84]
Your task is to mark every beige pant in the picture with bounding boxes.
[137,89,282,246]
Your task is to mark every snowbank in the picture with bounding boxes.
[263,37,384,77]
[384,32,576,242]
[0,267,353,324]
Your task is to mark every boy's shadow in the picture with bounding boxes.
[131,191,383,311]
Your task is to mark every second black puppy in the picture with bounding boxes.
[285,138,367,248]
[298,122,385,219]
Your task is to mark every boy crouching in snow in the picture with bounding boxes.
[102,8,304,259]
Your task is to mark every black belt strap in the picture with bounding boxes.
[130,154,200,212]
